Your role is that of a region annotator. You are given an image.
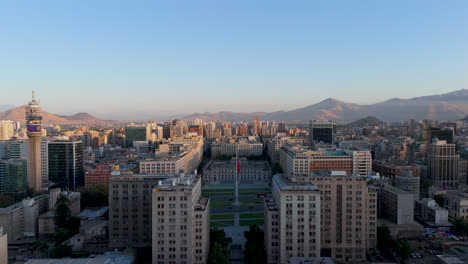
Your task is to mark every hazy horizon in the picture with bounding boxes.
[1,88,467,121]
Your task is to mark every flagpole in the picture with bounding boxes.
[234,145,239,206]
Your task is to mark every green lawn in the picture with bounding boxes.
[202,189,234,192]
[239,191,270,196]
[211,220,235,228]
[211,214,235,220]
[240,219,264,227]
[210,201,235,208]
[240,213,264,219]
[202,192,234,197]
[240,200,262,205]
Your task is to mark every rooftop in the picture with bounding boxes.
[25,252,133,264]
[289,257,337,264]
[78,207,109,219]
[382,185,413,195]
[0,201,23,213]
[273,174,319,191]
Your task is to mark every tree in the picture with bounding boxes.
[32,240,49,258]
[0,194,15,207]
[53,228,71,245]
[208,228,232,264]
[79,185,109,209]
[243,225,265,264]
[54,195,71,229]
[68,216,81,236]
[420,179,433,191]
[452,218,468,236]
[49,242,72,258]
[397,241,411,262]
[208,242,231,264]
[210,228,232,248]
[434,194,444,207]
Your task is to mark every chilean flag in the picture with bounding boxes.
[237,159,241,181]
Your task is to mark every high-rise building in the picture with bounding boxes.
[152,174,210,264]
[0,120,14,140]
[277,122,287,133]
[306,171,377,263]
[264,174,321,264]
[379,185,414,225]
[40,138,48,185]
[26,92,43,192]
[0,159,28,194]
[279,143,353,176]
[124,126,147,147]
[0,227,7,264]
[395,171,420,199]
[0,139,28,160]
[459,159,468,185]
[48,140,84,190]
[109,173,163,248]
[343,150,372,177]
[309,120,336,145]
[428,138,460,188]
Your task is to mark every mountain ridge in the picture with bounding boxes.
[0,105,110,125]
[183,89,468,122]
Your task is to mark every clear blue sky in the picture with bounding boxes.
[1,0,467,120]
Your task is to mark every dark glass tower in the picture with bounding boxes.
[48,140,84,190]
[309,120,337,145]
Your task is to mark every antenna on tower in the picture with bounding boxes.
[32,90,36,101]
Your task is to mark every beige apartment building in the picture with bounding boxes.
[0,228,6,264]
[428,138,460,187]
[140,142,203,175]
[264,174,321,264]
[299,171,377,263]
[211,137,263,159]
[344,150,372,177]
[152,174,210,264]
[0,202,24,243]
[279,143,354,176]
[267,137,306,164]
[109,174,166,247]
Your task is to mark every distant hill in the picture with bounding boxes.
[0,105,111,125]
[0,105,15,112]
[345,116,382,127]
[183,89,468,122]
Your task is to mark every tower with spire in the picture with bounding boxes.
[26,91,43,192]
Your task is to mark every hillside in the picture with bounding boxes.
[0,105,110,125]
[345,116,382,127]
[183,89,468,122]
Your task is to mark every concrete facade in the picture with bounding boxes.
[414,198,449,226]
[428,139,460,187]
[306,172,377,263]
[152,174,210,264]
[380,185,414,225]
[264,174,321,264]
[203,159,271,184]
[0,228,7,264]
[395,171,420,199]
[0,202,24,242]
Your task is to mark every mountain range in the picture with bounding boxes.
[0,105,110,125]
[183,89,468,122]
[1,90,467,124]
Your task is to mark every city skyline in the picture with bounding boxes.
[1,1,467,119]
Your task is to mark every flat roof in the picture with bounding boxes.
[78,207,108,219]
[273,174,319,191]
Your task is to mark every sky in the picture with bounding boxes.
[0,0,467,120]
